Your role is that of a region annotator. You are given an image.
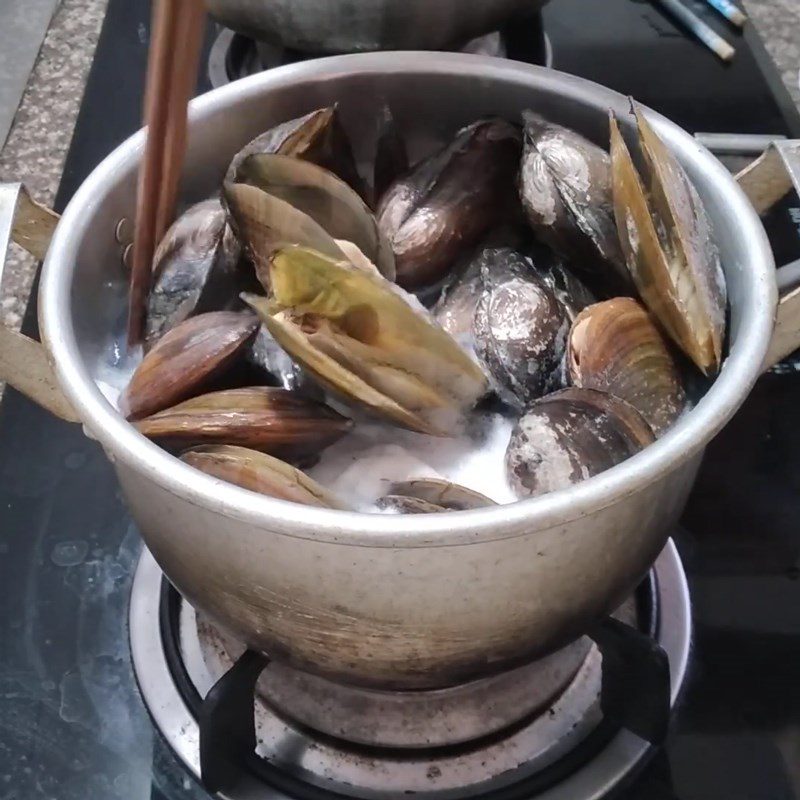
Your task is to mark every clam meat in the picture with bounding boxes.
[519,111,630,295]
[377,118,522,290]
[243,245,488,434]
[506,387,655,498]
[134,386,352,459]
[609,106,726,374]
[145,199,241,348]
[181,444,348,508]
[567,297,685,436]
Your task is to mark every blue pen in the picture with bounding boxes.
[702,0,748,27]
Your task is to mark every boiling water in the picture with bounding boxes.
[308,412,517,511]
[92,332,517,512]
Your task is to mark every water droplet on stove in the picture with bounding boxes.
[64,452,87,470]
[51,540,89,567]
[113,774,130,792]
[41,679,56,691]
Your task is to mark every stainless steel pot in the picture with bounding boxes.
[2,54,799,690]
[205,0,541,52]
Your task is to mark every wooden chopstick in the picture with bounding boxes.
[128,0,206,346]
[154,0,206,248]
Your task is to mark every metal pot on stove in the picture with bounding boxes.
[1,54,799,691]
[204,0,544,52]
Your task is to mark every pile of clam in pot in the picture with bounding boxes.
[119,102,726,513]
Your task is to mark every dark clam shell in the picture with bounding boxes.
[376,118,522,290]
[121,311,259,420]
[245,324,323,399]
[472,248,570,408]
[134,386,352,459]
[145,199,242,348]
[373,104,409,207]
[505,387,655,498]
[519,111,630,296]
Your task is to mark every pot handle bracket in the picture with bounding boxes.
[0,183,78,422]
[713,136,800,371]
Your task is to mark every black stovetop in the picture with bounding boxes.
[1,1,799,799]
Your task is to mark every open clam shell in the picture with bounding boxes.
[376,118,522,290]
[506,387,655,498]
[226,105,366,200]
[243,246,487,435]
[376,495,449,514]
[234,153,395,280]
[223,181,347,290]
[181,444,348,508]
[134,386,352,459]
[385,478,497,511]
[609,107,726,374]
[145,199,242,349]
[567,298,686,436]
[121,311,258,420]
[472,248,570,408]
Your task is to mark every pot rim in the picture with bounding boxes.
[40,52,776,548]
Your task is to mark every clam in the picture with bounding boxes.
[386,478,496,510]
[121,311,258,420]
[134,387,352,458]
[609,106,726,374]
[376,118,522,290]
[242,245,488,435]
[226,105,366,199]
[376,495,449,514]
[506,387,655,498]
[472,248,570,407]
[567,298,685,436]
[181,445,347,508]
[373,105,409,206]
[145,199,242,348]
[233,153,395,280]
[519,111,629,295]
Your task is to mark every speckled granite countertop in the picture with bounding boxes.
[0,0,797,336]
[0,0,107,331]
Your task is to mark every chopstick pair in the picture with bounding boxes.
[128,0,206,346]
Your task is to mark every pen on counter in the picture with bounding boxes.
[702,0,748,27]
[654,0,736,62]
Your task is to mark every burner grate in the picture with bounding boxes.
[130,543,690,800]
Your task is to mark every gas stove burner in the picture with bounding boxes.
[195,612,599,749]
[207,21,553,89]
[130,541,690,799]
